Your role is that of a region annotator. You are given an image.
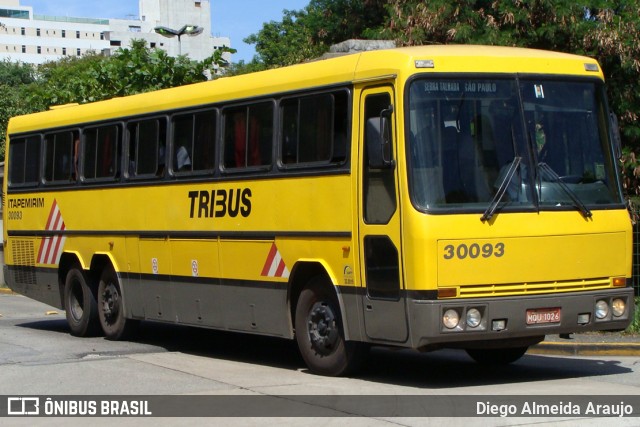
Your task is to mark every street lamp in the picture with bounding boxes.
[154,24,204,56]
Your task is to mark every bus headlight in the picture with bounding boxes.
[443,309,460,329]
[595,300,609,319]
[466,308,482,328]
[612,299,626,317]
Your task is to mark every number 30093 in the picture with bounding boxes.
[443,243,505,260]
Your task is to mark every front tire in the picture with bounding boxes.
[98,266,137,340]
[63,265,100,337]
[295,276,366,376]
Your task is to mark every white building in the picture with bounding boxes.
[0,0,231,65]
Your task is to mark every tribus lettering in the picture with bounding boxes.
[188,189,252,219]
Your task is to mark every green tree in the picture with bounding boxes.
[0,59,37,86]
[0,60,42,159]
[245,0,386,67]
[244,9,324,67]
[0,40,235,161]
[31,40,232,106]
[380,0,640,151]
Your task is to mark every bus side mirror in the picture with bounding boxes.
[366,106,395,169]
[611,113,622,159]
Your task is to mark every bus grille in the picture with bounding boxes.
[11,239,37,285]
[456,278,612,298]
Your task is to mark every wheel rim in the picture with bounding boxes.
[101,282,120,325]
[307,301,339,355]
[69,280,84,322]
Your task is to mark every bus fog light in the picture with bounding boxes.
[612,299,626,317]
[595,300,609,319]
[443,309,460,329]
[577,313,590,325]
[492,319,506,331]
[466,308,482,328]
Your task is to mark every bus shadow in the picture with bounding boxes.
[357,346,632,389]
[16,318,632,389]
[135,321,634,389]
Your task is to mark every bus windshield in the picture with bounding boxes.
[407,77,623,213]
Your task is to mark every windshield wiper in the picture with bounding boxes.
[481,157,522,222]
[538,162,592,219]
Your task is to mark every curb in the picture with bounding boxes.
[0,287,14,295]
[530,341,640,357]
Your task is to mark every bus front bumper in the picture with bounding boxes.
[408,287,635,351]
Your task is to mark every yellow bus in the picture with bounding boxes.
[3,45,634,376]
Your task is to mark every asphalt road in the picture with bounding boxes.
[2,293,640,426]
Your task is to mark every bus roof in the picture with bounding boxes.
[7,45,602,135]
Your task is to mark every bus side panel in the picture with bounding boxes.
[219,239,290,337]
[169,238,224,328]
[4,237,63,309]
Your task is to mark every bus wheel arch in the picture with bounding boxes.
[59,253,100,337]
[290,263,366,376]
[91,255,138,340]
[288,262,329,332]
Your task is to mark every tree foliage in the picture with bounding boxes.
[379,0,640,150]
[0,60,42,160]
[244,0,386,68]
[31,40,231,105]
[244,0,640,153]
[0,40,234,160]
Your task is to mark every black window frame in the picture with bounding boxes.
[43,129,78,185]
[126,117,168,180]
[278,89,350,170]
[82,123,122,182]
[8,134,42,188]
[170,108,218,177]
[221,100,274,174]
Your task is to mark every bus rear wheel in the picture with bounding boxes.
[63,265,100,337]
[98,266,136,340]
[465,346,528,365]
[295,277,366,376]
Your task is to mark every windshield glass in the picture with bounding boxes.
[520,79,622,207]
[407,77,622,212]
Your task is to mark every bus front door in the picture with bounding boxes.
[358,87,408,343]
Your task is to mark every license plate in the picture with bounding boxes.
[526,307,561,325]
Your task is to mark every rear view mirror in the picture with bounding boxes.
[611,113,622,159]
[366,105,395,169]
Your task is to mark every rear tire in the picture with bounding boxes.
[466,346,528,365]
[63,265,100,337]
[295,276,366,376]
[97,265,137,340]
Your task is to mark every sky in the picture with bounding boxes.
[19,0,310,62]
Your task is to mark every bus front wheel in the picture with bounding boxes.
[97,266,136,340]
[295,277,366,376]
[63,265,100,337]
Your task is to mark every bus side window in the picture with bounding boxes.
[44,130,75,183]
[223,102,272,170]
[363,93,396,224]
[83,124,120,180]
[280,90,349,166]
[128,118,166,178]
[8,135,41,187]
[172,110,216,174]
